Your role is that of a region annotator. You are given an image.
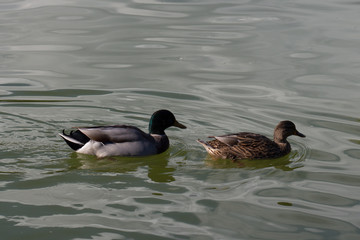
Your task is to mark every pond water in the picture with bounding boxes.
[1,0,360,239]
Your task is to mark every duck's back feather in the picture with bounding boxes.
[201,132,285,160]
[78,125,153,143]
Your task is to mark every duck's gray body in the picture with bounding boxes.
[60,126,169,158]
[59,110,186,158]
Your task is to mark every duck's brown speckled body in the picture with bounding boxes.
[197,121,305,160]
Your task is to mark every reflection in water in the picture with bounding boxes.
[66,151,175,183]
[204,151,305,171]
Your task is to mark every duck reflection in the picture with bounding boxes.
[66,151,175,183]
[204,151,304,171]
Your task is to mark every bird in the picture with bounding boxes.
[59,109,186,158]
[197,120,305,160]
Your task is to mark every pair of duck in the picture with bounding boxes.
[60,109,305,160]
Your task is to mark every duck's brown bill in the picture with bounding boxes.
[173,120,187,129]
[295,130,306,138]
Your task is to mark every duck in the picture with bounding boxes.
[59,109,186,158]
[197,120,305,160]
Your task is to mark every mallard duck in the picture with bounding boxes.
[59,109,186,158]
[197,120,305,160]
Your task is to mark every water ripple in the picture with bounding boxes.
[129,88,203,101]
[209,16,280,24]
[1,0,360,239]
[110,2,187,18]
[0,45,82,51]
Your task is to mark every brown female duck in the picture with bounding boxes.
[197,120,305,160]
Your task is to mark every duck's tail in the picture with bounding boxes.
[196,139,215,152]
[59,130,90,151]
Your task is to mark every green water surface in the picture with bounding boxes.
[1,0,360,239]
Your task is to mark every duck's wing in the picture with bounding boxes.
[210,132,279,159]
[75,125,159,157]
[78,125,152,143]
[211,135,239,146]
[212,132,266,146]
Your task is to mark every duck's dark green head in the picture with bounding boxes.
[274,120,305,142]
[149,109,186,135]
